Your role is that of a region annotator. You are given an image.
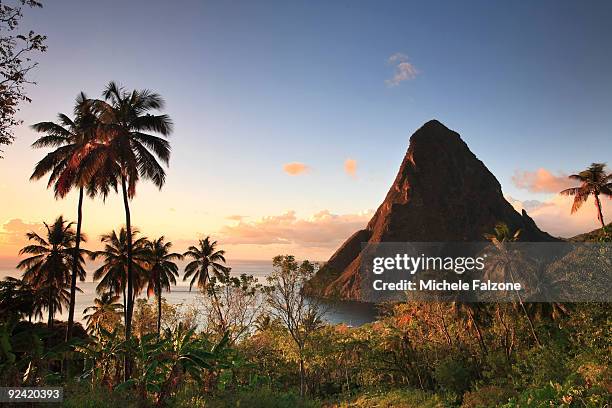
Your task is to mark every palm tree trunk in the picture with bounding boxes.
[509,265,541,347]
[122,285,127,325]
[156,279,162,336]
[66,187,84,342]
[47,286,53,329]
[210,286,226,333]
[467,307,487,356]
[121,175,133,379]
[595,193,606,229]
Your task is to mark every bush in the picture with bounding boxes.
[330,388,445,408]
[433,356,477,395]
[62,383,140,408]
[510,346,569,388]
[500,379,611,408]
[172,388,319,408]
[461,385,514,408]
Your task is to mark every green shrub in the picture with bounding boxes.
[510,346,569,388]
[62,383,140,408]
[433,356,477,395]
[461,385,514,408]
[172,388,319,408]
[330,388,445,408]
[500,379,611,408]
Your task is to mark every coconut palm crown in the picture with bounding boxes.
[560,163,612,229]
[183,237,229,291]
[16,216,88,328]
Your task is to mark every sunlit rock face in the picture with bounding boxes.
[307,120,557,300]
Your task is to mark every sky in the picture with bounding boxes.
[1,0,611,268]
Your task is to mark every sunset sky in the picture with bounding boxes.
[1,0,611,267]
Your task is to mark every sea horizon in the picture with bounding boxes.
[1,259,378,327]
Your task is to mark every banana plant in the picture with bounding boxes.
[0,320,77,386]
[114,323,235,405]
[76,327,126,388]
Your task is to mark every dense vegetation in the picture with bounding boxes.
[1,276,610,407]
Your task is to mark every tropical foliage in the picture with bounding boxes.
[183,237,229,291]
[561,163,612,228]
[16,216,88,328]
[83,292,123,336]
[92,228,149,324]
[30,92,105,342]
[142,237,182,335]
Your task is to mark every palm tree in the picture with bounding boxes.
[30,92,116,342]
[143,237,182,335]
[560,163,612,229]
[83,292,124,335]
[183,237,230,335]
[92,228,149,325]
[91,81,173,342]
[484,222,541,346]
[0,277,36,321]
[16,216,88,329]
[183,237,229,291]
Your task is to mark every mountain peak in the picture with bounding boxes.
[307,120,557,300]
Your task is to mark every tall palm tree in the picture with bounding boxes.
[183,237,229,334]
[83,292,124,335]
[183,237,229,291]
[143,237,182,335]
[16,216,88,329]
[560,163,612,229]
[484,222,541,347]
[91,81,173,342]
[30,92,115,341]
[92,228,149,325]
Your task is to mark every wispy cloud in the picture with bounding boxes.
[344,158,357,177]
[512,168,573,193]
[218,209,373,248]
[385,53,419,86]
[283,162,310,176]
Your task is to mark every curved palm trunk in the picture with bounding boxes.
[467,306,487,356]
[66,187,84,342]
[595,193,606,229]
[508,264,541,347]
[121,175,134,378]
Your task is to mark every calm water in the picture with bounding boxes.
[0,260,378,327]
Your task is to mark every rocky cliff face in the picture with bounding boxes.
[307,120,558,300]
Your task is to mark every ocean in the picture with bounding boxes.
[0,260,378,327]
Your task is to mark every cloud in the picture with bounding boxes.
[0,218,44,247]
[507,195,612,238]
[218,209,374,248]
[385,53,419,86]
[226,215,246,221]
[512,168,574,193]
[505,196,554,213]
[283,162,310,176]
[344,158,357,177]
